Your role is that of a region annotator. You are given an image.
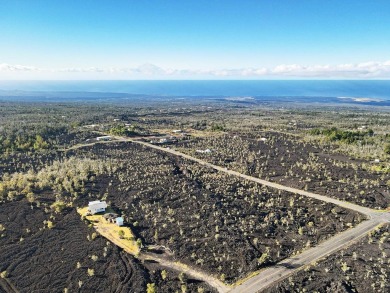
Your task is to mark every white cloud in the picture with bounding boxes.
[0,63,41,72]
[57,67,105,73]
[1,61,390,78]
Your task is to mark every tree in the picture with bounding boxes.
[154,229,158,241]
[51,201,66,213]
[161,270,167,280]
[146,283,156,293]
[33,135,48,150]
[87,268,94,276]
[341,262,350,273]
[47,221,54,229]
[178,272,186,284]
[384,143,390,155]
[109,125,136,136]
[181,284,187,293]
[258,247,270,265]
[0,271,8,278]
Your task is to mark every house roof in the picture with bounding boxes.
[88,200,107,207]
[103,213,118,219]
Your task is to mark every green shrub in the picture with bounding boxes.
[0,271,8,278]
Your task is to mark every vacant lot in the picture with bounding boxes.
[176,132,390,209]
[264,224,390,293]
[73,142,364,283]
[0,162,216,293]
[0,199,150,293]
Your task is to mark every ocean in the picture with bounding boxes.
[1,80,390,105]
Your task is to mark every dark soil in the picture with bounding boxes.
[0,151,64,175]
[0,199,148,293]
[177,131,390,209]
[0,198,216,293]
[53,130,98,147]
[74,142,364,283]
[263,224,390,293]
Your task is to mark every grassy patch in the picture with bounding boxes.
[77,207,140,256]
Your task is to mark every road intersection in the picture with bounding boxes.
[72,136,390,293]
[127,138,389,293]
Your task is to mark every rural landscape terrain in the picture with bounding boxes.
[0,95,389,293]
[3,0,390,292]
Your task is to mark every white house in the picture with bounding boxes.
[84,124,99,129]
[196,149,212,154]
[88,201,107,215]
[116,217,124,226]
[96,136,112,141]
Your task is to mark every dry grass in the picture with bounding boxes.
[77,207,140,256]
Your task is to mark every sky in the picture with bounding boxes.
[1,0,390,80]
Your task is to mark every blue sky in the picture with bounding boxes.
[1,0,390,79]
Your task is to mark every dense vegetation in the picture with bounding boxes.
[0,157,114,203]
[309,127,374,144]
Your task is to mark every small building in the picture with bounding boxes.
[88,201,107,215]
[116,217,124,226]
[159,137,177,144]
[96,136,112,141]
[103,213,118,223]
[196,149,212,154]
[84,124,99,128]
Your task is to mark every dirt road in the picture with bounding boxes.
[70,137,390,292]
[127,139,389,293]
[229,218,384,293]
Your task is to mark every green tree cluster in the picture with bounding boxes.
[310,127,374,144]
[0,157,113,202]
